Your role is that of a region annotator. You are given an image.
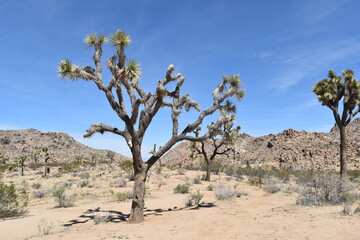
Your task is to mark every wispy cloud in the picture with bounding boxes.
[270,38,360,92]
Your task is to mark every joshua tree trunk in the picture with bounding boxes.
[205,159,211,181]
[339,125,347,178]
[129,168,147,223]
[128,144,147,223]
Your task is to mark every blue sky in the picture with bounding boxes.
[1,0,360,158]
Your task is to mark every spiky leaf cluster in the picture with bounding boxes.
[125,59,141,80]
[110,30,131,48]
[84,33,107,48]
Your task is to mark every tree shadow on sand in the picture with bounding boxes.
[63,202,215,226]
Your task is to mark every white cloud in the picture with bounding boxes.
[270,39,360,92]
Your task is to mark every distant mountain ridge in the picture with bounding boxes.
[0,128,129,163]
[161,118,360,171]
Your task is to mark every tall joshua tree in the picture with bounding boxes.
[58,29,244,223]
[190,113,241,181]
[312,69,360,178]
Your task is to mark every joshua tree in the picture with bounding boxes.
[41,147,51,178]
[190,115,241,181]
[58,29,244,223]
[312,69,360,178]
[106,151,115,163]
[31,149,41,164]
[149,144,162,166]
[17,155,27,176]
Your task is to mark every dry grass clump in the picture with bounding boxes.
[296,172,358,206]
[214,183,237,200]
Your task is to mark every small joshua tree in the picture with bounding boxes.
[41,147,51,178]
[312,69,360,178]
[58,29,244,223]
[190,113,241,181]
[31,149,41,164]
[17,155,27,176]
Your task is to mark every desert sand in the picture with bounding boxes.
[0,166,359,240]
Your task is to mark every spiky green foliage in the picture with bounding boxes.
[125,59,141,79]
[110,29,131,48]
[57,60,83,80]
[84,33,107,48]
[220,74,245,101]
[312,69,360,108]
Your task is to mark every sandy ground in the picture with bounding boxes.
[0,165,359,240]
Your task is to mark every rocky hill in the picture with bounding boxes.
[161,118,360,171]
[0,128,129,163]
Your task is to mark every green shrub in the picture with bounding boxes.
[0,182,27,218]
[78,180,89,188]
[119,160,133,176]
[52,186,76,208]
[173,184,190,194]
[206,184,214,191]
[109,190,132,202]
[190,190,203,205]
[33,190,47,198]
[32,182,42,189]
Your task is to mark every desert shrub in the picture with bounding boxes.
[173,184,190,194]
[37,218,53,236]
[52,173,62,178]
[184,190,203,207]
[94,214,112,224]
[184,196,193,207]
[248,176,263,187]
[32,182,42,189]
[52,186,76,208]
[348,170,360,182]
[116,178,127,188]
[263,184,281,194]
[193,176,202,184]
[127,174,135,181]
[109,190,131,202]
[206,184,214,191]
[190,190,203,205]
[177,168,186,175]
[262,178,282,194]
[79,172,90,179]
[33,190,47,199]
[155,166,162,174]
[119,160,133,176]
[296,172,356,206]
[78,180,89,188]
[0,182,28,218]
[214,184,237,200]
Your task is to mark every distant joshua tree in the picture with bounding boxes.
[190,114,241,181]
[106,151,115,163]
[312,69,360,178]
[41,147,51,178]
[58,29,244,223]
[17,155,27,176]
